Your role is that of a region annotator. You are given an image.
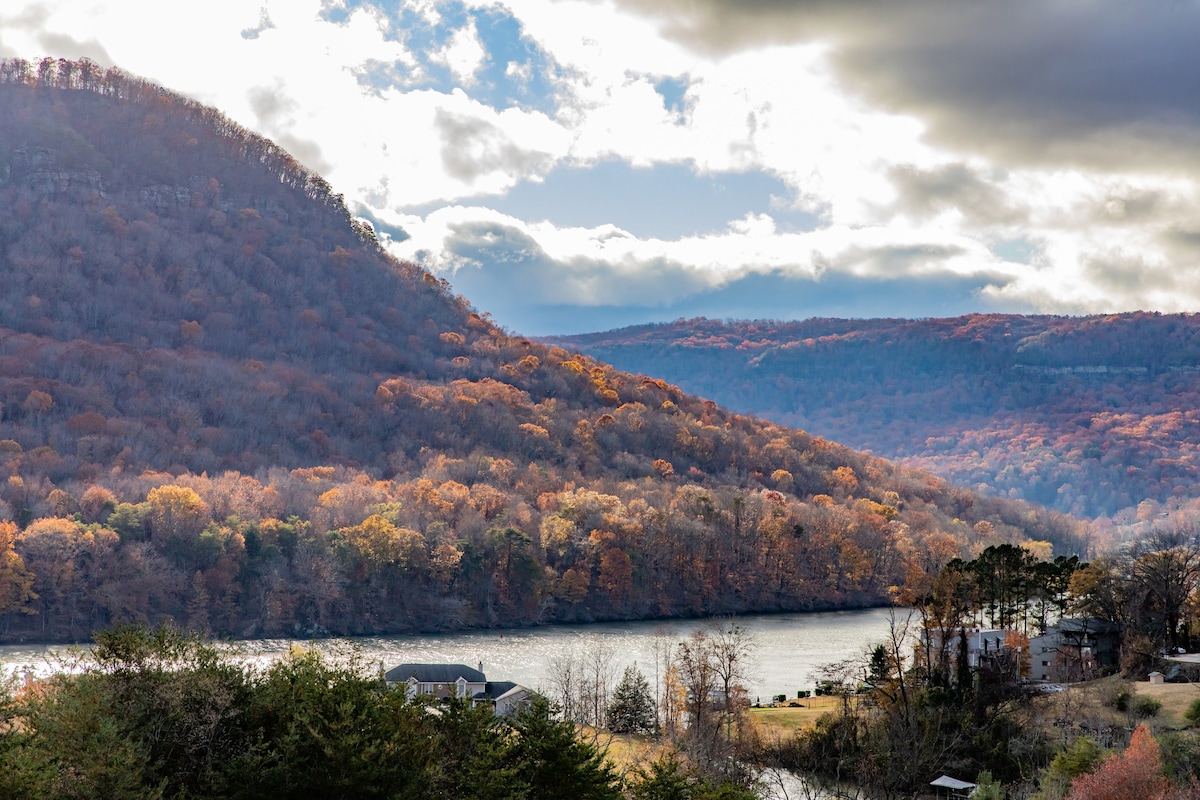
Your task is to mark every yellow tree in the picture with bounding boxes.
[145,485,209,543]
[340,514,427,573]
[0,520,36,619]
[16,518,118,637]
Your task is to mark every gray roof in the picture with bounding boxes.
[930,775,976,791]
[492,683,532,703]
[385,663,486,683]
[1057,617,1123,634]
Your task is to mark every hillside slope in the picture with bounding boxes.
[548,314,1200,523]
[0,59,1080,642]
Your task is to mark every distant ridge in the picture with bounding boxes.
[547,312,1200,524]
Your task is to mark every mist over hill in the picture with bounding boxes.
[0,59,1080,642]
[548,314,1200,527]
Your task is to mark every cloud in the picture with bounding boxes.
[0,4,114,63]
[247,83,332,174]
[390,202,1023,333]
[427,159,817,238]
[422,212,716,308]
[885,163,1027,227]
[434,106,556,184]
[428,14,485,85]
[614,0,1200,172]
[241,7,276,40]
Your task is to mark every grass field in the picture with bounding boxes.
[742,677,1200,742]
[746,695,845,738]
[1134,680,1200,728]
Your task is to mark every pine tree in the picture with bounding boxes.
[607,665,656,735]
[509,696,621,800]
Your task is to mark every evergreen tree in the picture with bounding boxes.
[508,696,621,800]
[607,665,656,735]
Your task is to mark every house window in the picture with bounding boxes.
[1042,661,1049,667]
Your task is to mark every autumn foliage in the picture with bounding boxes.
[1065,725,1189,800]
[550,314,1200,522]
[0,59,1082,642]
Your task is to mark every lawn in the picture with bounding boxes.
[1135,680,1200,728]
[746,695,845,737]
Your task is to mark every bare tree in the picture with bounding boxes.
[543,641,617,730]
[708,619,757,744]
[1129,526,1200,649]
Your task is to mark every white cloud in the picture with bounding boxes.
[428,15,485,85]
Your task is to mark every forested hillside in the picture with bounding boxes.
[0,59,1081,643]
[549,315,1200,525]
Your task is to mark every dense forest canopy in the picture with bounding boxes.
[548,314,1200,526]
[0,58,1081,643]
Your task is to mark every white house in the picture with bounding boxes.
[384,662,533,716]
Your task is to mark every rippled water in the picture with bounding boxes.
[0,607,896,699]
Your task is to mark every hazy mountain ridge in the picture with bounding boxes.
[547,313,1200,522]
[0,60,1080,642]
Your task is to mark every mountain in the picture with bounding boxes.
[0,59,1081,643]
[546,314,1200,525]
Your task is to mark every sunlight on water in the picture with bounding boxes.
[1,608,896,699]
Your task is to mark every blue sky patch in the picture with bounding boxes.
[323,0,559,114]
[406,160,820,239]
[652,75,690,121]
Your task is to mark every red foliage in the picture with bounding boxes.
[1067,725,1169,800]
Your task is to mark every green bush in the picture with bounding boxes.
[1184,698,1200,726]
[970,770,1003,800]
[1132,696,1162,718]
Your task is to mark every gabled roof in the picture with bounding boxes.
[491,683,531,703]
[385,663,486,683]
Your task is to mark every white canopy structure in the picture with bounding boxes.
[930,775,977,798]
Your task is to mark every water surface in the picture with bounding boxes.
[1,608,896,700]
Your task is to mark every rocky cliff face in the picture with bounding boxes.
[5,146,106,200]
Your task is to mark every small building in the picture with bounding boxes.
[384,662,533,716]
[1149,671,1165,685]
[930,774,976,798]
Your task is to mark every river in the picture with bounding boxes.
[1,607,895,699]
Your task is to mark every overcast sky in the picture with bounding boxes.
[4,1,1199,335]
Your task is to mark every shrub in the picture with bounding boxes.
[1184,698,1200,727]
[1132,696,1162,719]
[1100,684,1132,712]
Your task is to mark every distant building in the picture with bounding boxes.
[919,627,1023,683]
[920,618,1124,685]
[384,662,534,716]
[1028,618,1123,682]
